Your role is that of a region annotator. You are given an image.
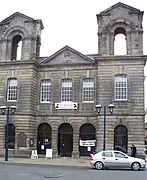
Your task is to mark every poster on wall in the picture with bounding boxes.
[41,145,44,150]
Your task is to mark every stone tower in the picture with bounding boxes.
[97,2,144,56]
[0,12,44,61]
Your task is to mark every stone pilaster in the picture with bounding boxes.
[52,129,58,158]
[72,130,79,158]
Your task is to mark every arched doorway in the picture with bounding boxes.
[5,123,15,149]
[114,125,128,153]
[58,123,73,157]
[79,123,96,156]
[37,123,52,154]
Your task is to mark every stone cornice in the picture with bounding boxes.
[94,55,147,61]
[0,60,39,68]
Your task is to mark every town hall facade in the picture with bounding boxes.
[0,2,146,158]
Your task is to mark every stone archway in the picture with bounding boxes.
[58,123,73,157]
[37,123,52,154]
[79,123,96,156]
[114,125,128,153]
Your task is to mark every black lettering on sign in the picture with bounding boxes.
[56,104,59,108]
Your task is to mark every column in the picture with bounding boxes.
[126,31,131,55]
[72,129,79,158]
[52,129,58,158]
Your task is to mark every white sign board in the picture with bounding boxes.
[79,140,96,147]
[55,102,78,109]
[31,150,38,159]
[46,149,52,158]
[41,145,44,150]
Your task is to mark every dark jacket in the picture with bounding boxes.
[131,146,137,157]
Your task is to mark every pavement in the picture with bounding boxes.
[0,157,90,167]
[0,156,146,168]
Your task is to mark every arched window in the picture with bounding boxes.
[61,79,72,102]
[114,125,128,153]
[7,78,18,101]
[40,79,52,103]
[114,27,127,55]
[11,35,22,61]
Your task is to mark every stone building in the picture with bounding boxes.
[0,2,146,158]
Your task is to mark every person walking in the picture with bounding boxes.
[131,144,137,157]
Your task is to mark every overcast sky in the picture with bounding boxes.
[0,0,147,107]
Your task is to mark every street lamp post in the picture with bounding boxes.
[95,104,115,151]
[0,105,17,161]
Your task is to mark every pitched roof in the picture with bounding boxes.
[0,12,44,29]
[98,2,142,16]
[41,45,94,64]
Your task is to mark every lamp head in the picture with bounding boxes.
[95,104,102,114]
[10,106,17,114]
[108,104,115,114]
[0,106,7,114]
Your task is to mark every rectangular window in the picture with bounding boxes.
[83,79,94,102]
[40,80,51,103]
[7,78,18,101]
[61,79,72,102]
[115,75,127,100]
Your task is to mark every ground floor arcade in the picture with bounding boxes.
[0,116,144,158]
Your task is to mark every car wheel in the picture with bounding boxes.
[95,161,104,170]
[131,162,141,171]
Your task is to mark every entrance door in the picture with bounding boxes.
[114,125,128,153]
[79,123,96,156]
[37,123,52,154]
[58,123,73,157]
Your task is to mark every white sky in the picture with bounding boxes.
[0,0,147,107]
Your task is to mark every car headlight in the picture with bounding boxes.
[140,160,145,164]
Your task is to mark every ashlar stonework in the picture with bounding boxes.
[0,2,146,158]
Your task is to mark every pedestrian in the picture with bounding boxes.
[130,144,137,157]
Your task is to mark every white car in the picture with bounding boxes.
[90,150,146,171]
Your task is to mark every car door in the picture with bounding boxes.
[101,151,115,167]
[113,151,130,168]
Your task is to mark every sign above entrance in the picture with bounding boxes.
[55,102,78,110]
[79,140,96,147]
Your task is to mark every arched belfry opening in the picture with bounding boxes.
[97,3,144,56]
[11,35,22,61]
[114,27,127,55]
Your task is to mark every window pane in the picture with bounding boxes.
[7,79,18,101]
[115,75,127,100]
[102,152,113,157]
[83,79,94,102]
[40,80,51,102]
[114,152,125,158]
[61,79,72,102]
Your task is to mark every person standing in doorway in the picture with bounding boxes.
[131,144,137,157]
